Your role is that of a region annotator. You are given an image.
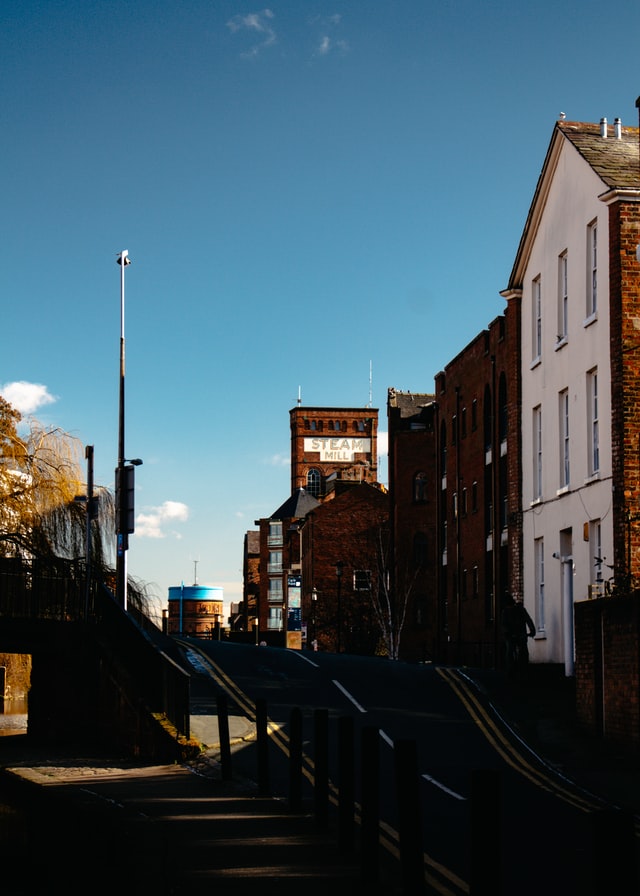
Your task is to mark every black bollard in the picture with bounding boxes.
[314,708,329,828]
[256,698,270,795]
[338,715,355,852]
[216,692,232,781]
[394,738,426,893]
[289,706,303,811]
[470,768,501,895]
[360,725,380,885]
[591,807,638,893]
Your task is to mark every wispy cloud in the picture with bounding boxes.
[316,36,349,57]
[0,381,56,415]
[136,501,189,539]
[311,13,349,58]
[265,452,290,467]
[227,9,277,58]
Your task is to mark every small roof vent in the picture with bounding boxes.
[600,117,608,138]
[614,117,622,139]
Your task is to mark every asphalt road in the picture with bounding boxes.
[179,640,633,896]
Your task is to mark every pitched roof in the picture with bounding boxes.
[271,487,320,520]
[558,120,639,190]
[387,388,435,418]
[503,118,640,291]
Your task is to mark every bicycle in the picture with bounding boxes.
[594,557,637,596]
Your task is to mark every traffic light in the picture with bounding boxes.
[115,464,136,535]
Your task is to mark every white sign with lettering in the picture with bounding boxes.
[303,437,371,462]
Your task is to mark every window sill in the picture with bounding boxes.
[583,311,598,328]
[530,356,542,370]
[556,485,570,496]
[554,336,568,351]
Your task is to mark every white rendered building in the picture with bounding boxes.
[502,115,640,675]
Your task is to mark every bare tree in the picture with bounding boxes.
[369,523,420,660]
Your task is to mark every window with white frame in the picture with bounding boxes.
[533,405,542,500]
[268,521,283,545]
[268,550,282,574]
[587,220,597,317]
[353,569,371,591]
[267,607,283,630]
[557,251,568,342]
[534,537,544,633]
[559,389,570,488]
[532,275,542,360]
[587,368,599,475]
[268,578,283,602]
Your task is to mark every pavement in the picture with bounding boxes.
[0,663,639,895]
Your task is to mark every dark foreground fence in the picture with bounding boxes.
[214,697,639,894]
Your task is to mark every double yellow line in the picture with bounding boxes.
[438,667,611,814]
[180,642,469,894]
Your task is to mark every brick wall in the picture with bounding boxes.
[609,199,640,582]
[575,593,640,750]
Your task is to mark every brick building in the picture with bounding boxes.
[240,530,260,635]
[290,405,378,497]
[432,310,521,668]
[386,310,521,668]
[300,482,388,654]
[250,405,383,648]
[386,390,438,662]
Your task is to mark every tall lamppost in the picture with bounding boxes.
[335,561,344,653]
[311,587,318,649]
[115,250,142,611]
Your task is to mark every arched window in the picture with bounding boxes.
[413,472,428,502]
[307,468,321,497]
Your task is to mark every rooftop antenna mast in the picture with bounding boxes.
[368,361,373,408]
[297,386,302,407]
[193,559,199,586]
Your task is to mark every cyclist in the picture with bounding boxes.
[501,592,536,679]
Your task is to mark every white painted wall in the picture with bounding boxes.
[520,137,614,674]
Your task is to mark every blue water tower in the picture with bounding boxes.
[167,583,224,637]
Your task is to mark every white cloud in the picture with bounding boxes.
[0,381,56,415]
[266,452,290,467]
[227,9,276,57]
[136,501,189,539]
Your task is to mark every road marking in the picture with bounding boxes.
[421,773,466,801]
[332,679,367,712]
[379,727,466,801]
[438,667,604,814]
[293,651,319,667]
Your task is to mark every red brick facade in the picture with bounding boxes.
[300,483,389,654]
[384,303,521,666]
[608,198,640,584]
[290,406,378,496]
[575,594,640,749]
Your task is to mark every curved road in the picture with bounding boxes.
[179,639,633,896]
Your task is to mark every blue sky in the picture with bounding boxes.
[3,0,640,618]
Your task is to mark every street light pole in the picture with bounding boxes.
[336,561,344,653]
[116,250,130,610]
